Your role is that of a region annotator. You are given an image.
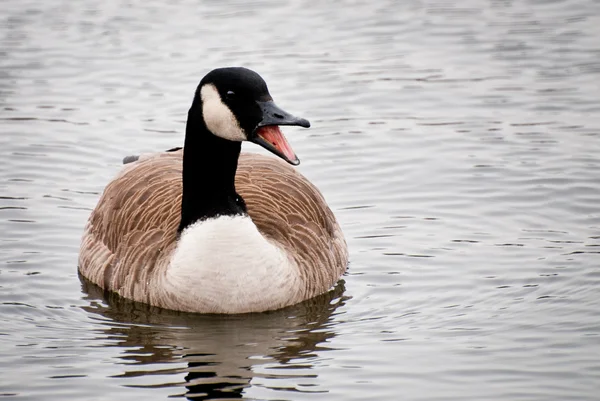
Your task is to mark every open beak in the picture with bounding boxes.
[251,101,310,166]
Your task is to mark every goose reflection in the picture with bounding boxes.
[80,276,347,400]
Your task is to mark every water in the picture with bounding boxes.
[1,0,600,399]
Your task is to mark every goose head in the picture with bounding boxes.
[195,67,310,165]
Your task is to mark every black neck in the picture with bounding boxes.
[177,106,247,232]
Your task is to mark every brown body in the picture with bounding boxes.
[79,150,348,312]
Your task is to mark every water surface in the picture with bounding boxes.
[1,0,600,400]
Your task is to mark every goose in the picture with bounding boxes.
[79,67,348,314]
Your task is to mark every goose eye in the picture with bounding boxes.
[226,90,236,100]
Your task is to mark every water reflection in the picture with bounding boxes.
[81,277,347,400]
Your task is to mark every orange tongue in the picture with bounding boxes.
[256,125,298,163]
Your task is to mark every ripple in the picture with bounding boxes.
[1,0,600,400]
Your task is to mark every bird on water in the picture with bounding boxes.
[79,67,348,314]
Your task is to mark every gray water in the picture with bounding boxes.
[1,0,600,400]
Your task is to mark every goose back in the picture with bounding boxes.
[79,150,348,311]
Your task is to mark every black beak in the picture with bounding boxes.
[256,101,310,129]
[251,101,310,166]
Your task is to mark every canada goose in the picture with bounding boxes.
[79,67,348,314]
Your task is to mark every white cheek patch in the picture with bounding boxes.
[200,84,247,141]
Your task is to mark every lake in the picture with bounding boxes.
[1,0,599,400]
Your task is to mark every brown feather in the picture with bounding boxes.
[79,150,348,312]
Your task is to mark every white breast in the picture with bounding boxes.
[165,215,303,313]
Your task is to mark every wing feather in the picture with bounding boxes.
[79,150,348,306]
